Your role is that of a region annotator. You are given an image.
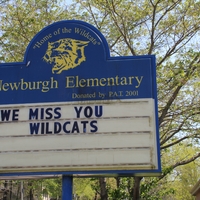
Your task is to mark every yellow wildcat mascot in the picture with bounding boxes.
[43,38,89,74]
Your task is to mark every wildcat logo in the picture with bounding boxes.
[43,38,89,74]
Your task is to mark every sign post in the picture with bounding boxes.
[62,176,73,200]
[0,20,161,198]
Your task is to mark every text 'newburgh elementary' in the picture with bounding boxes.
[0,75,144,92]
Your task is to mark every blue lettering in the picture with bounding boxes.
[84,106,93,118]
[54,107,61,119]
[95,106,103,117]
[0,109,20,121]
[29,107,62,120]
[63,121,70,133]
[81,121,89,133]
[29,123,40,134]
[74,106,82,118]
[40,108,44,119]
[29,120,99,135]
[12,109,19,121]
[72,121,79,133]
[90,120,98,132]
[29,108,38,120]
[41,122,45,134]
[46,122,52,134]
[0,110,11,121]
[54,122,61,133]
[46,108,53,119]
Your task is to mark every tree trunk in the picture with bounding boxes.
[3,181,8,200]
[116,177,120,188]
[29,187,34,200]
[16,182,20,200]
[9,181,12,200]
[28,182,34,200]
[99,177,107,200]
[133,177,142,200]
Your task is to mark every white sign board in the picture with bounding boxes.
[0,99,159,174]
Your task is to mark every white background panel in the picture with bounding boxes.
[98,118,151,132]
[0,149,151,168]
[0,99,159,172]
[0,133,152,151]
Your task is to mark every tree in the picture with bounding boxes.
[68,0,200,199]
[73,178,95,199]
[0,0,72,62]
[42,178,62,199]
[167,144,200,200]
[0,0,199,199]
[140,142,200,199]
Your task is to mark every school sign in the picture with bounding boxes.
[0,20,161,177]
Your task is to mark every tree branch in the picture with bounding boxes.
[159,152,200,180]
